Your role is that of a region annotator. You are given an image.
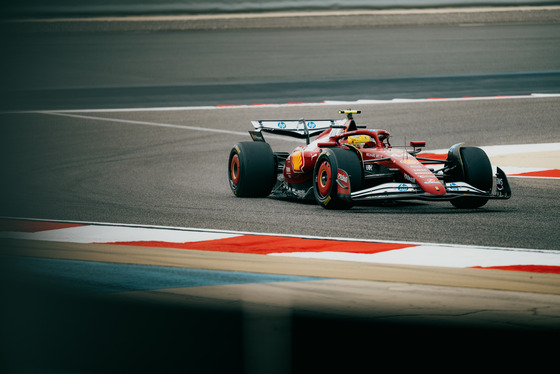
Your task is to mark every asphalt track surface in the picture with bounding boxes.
[3,98,559,249]
[2,9,560,374]
[2,11,560,110]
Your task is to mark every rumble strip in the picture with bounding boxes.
[2,218,559,274]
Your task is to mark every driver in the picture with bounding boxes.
[347,134,375,148]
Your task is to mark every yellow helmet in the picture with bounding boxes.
[347,135,371,145]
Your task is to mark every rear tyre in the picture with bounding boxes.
[313,148,362,209]
[228,142,276,197]
[450,146,492,209]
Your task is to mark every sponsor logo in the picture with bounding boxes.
[398,183,408,191]
[307,121,316,129]
[336,170,350,192]
[400,159,418,164]
[278,121,287,129]
[337,172,348,184]
[404,174,415,183]
[329,128,343,137]
[496,178,504,191]
[292,151,304,172]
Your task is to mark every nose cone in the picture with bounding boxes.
[393,155,446,195]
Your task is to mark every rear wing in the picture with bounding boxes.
[251,119,340,144]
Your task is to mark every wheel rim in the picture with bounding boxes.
[317,160,332,197]
[230,154,240,186]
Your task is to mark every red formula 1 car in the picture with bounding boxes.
[228,110,511,209]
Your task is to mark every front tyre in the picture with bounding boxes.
[313,148,362,209]
[228,142,276,197]
[450,146,492,209]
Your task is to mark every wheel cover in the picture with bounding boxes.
[230,154,240,186]
[317,160,332,197]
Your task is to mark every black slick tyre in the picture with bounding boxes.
[228,142,276,197]
[313,148,363,209]
[450,146,492,209]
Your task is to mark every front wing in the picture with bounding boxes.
[348,167,512,202]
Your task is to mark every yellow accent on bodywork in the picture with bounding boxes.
[292,151,303,171]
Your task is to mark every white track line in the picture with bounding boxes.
[39,111,250,137]
[13,93,560,114]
